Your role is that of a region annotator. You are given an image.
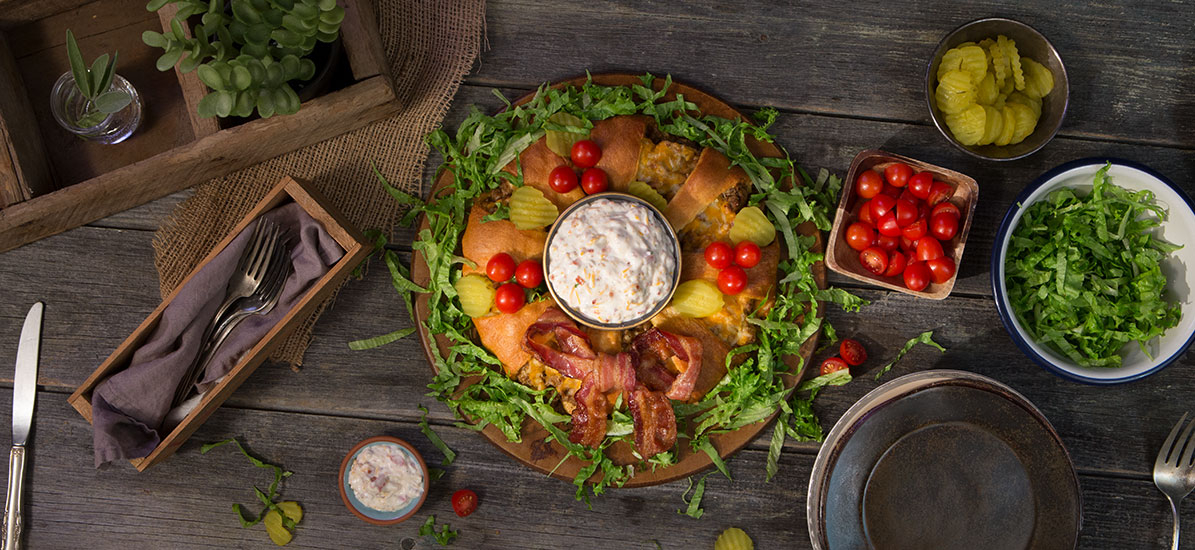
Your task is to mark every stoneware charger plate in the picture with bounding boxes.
[411,73,827,487]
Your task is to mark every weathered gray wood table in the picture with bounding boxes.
[1,1,1193,548]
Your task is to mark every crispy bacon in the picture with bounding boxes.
[594,353,637,394]
[524,308,596,379]
[568,375,608,447]
[631,328,703,401]
[628,385,677,458]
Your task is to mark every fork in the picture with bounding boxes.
[1154,412,1195,550]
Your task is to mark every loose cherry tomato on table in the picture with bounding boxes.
[580,167,609,194]
[845,222,876,252]
[486,253,516,282]
[820,356,849,375]
[734,241,762,268]
[903,261,931,292]
[884,163,913,188]
[859,246,888,276]
[930,212,959,241]
[901,218,928,241]
[907,172,934,200]
[856,170,884,199]
[883,250,908,277]
[452,489,478,517]
[876,211,902,238]
[927,181,954,205]
[514,259,543,288]
[548,165,579,193]
[927,257,957,284]
[870,194,896,219]
[915,237,945,262]
[895,198,919,227]
[705,241,734,269]
[570,139,602,168]
[717,265,748,295]
[931,202,961,219]
[494,283,525,313]
[875,233,899,252]
[840,338,868,366]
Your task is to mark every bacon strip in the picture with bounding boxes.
[524,308,597,379]
[594,353,637,394]
[628,385,677,458]
[568,375,608,447]
[631,328,704,402]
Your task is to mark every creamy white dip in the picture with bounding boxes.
[547,198,676,324]
[348,444,424,512]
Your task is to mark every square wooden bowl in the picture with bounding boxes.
[825,149,978,299]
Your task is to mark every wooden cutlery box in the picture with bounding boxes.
[0,0,397,253]
[67,176,372,470]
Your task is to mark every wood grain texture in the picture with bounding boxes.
[0,33,53,204]
[153,3,221,140]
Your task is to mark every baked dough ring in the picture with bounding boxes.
[461,205,546,277]
[663,147,748,230]
[679,241,780,300]
[502,139,585,211]
[649,308,732,402]
[590,115,648,192]
[474,300,554,378]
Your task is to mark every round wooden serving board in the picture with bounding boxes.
[411,74,826,488]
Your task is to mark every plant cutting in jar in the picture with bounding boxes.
[63,30,134,129]
[142,0,345,119]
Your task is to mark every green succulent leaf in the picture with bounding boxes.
[155,46,184,71]
[281,13,316,33]
[214,90,235,117]
[231,1,262,24]
[231,64,252,90]
[233,90,255,117]
[264,62,284,87]
[196,91,220,118]
[279,55,300,80]
[170,17,187,41]
[319,5,344,25]
[65,30,92,98]
[298,58,315,81]
[318,0,335,9]
[145,0,170,11]
[196,64,224,90]
[142,30,168,48]
[179,51,202,73]
[315,30,338,43]
[98,51,117,94]
[257,88,276,118]
[75,109,108,128]
[88,53,109,96]
[270,29,302,47]
[94,90,132,114]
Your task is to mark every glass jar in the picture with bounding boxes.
[49,72,142,144]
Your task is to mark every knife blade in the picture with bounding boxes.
[4,302,41,550]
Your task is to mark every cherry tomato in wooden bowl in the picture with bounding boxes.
[856,170,884,199]
[859,246,888,276]
[884,162,912,187]
[845,222,876,252]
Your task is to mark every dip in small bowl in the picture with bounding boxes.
[339,436,428,525]
[544,193,681,329]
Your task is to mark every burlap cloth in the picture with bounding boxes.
[152,0,485,366]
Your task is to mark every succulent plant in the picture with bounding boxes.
[65,30,133,128]
[142,0,345,118]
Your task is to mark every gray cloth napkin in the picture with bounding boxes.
[91,202,345,467]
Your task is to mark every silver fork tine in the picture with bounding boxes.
[1159,413,1190,469]
[247,223,279,283]
[237,220,268,273]
[1178,417,1195,468]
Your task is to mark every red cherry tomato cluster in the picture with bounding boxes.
[548,139,610,195]
[848,163,962,292]
[485,253,543,313]
[704,240,760,295]
[820,338,868,375]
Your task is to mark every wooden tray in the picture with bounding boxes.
[411,74,826,488]
[67,175,373,470]
[0,0,397,253]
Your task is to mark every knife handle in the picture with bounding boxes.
[3,445,24,550]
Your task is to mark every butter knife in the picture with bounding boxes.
[4,303,41,550]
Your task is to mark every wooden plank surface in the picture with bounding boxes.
[0,0,1191,547]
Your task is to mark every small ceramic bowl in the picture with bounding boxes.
[926,17,1069,161]
[339,436,428,525]
[543,192,681,329]
[992,158,1195,383]
[825,149,978,300]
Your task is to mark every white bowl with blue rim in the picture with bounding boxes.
[338,436,428,525]
[992,158,1195,383]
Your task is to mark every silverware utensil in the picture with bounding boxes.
[5,302,42,550]
[1154,412,1195,550]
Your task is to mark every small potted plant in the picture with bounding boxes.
[143,0,345,119]
[49,30,142,143]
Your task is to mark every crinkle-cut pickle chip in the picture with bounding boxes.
[945,104,986,146]
[671,279,724,318]
[995,106,1018,146]
[937,47,965,80]
[545,112,587,159]
[628,180,668,212]
[1007,91,1042,118]
[998,35,1026,91]
[935,69,976,115]
[976,72,998,105]
[455,273,495,318]
[509,185,559,230]
[1021,57,1055,99]
[989,42,1009,88]
[264,510,292,546]
[979,105,1004,145]
[714,527,755,550]
[1007,102,1038,144]
[276,501,302,524]
[728,205,776,246]
[957,45,989,84]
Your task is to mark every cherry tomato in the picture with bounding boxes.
[494,283,525,313]
[895,198,919,227]
[548,165,578,193]
[927,257,957,284]
[884,163,913,188]
[930,212,959,241]
[898,188,918,204]
[856,170,884,199]
[881,184,902,198]
[876,211,902,238]
[907,172,934,200]
[704,241,734,269]
[570,139,602,168]
[580,167,609,194]
[903,261,931,292]
[915,237,945,262]
[717,265,748,295]
[927,181,954,205]
[857,200,876,225]
[859,246,888,276]
[734,241,762,268]
[875,233,899,252]
[486,253,516,282]
[884,250,908,277]
[870,194,896,219]
[820,356,850,376]
[900,235,918,255]
[452,489,478,517]
[514,259,543,288]
[901,218,928,241]
[845,222,876,252]
[931,202,961,219]
[840,338,868,366]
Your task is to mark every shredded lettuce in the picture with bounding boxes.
[874,331,946,380]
